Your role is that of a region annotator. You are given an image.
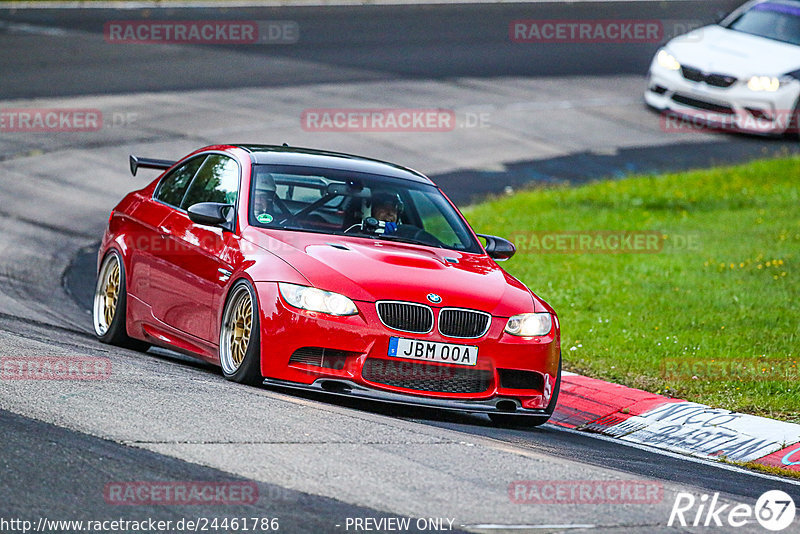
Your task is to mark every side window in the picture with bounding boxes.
[153,156,206,207]
[276,184,324,203]
[180,155,240,209]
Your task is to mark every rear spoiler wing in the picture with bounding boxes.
[129,155,175,176]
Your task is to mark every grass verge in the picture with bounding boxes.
[464,156,800,424]
[720,457,800,481]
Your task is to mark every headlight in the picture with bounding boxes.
[747,76,781,92]
[656,49,681,71]
[504,313,552,337]
[278,283,358,316]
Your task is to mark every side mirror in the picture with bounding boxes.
[477,234,516,261]
[187,202,234,229]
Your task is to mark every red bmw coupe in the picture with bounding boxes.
[94,144,561,426]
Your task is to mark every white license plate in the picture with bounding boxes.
[387,337,478,366]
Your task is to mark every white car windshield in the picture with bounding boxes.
[724,1,800,45]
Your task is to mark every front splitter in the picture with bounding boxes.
[263,377,550,420]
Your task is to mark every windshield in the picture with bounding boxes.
[724,1,800,45]
[248,164,482,253]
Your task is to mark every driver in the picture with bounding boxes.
[252,171,278,223]
[254,189,272,215]
[370,191,403,234]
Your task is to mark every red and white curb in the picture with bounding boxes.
[552,372,800,472]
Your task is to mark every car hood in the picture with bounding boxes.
[242,228,543,316]
[666,25,800,76]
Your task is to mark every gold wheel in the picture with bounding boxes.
[93,253,121,336]
[220,284,254,375]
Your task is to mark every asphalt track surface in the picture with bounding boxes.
[1,2,800,533]
[0,1,744,99]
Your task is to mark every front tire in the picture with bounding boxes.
[93,250,150,351]
[489,355,561,428]
[219,280,262,385]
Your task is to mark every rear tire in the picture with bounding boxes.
[219,280,263,386]
[489,355,561,428]
[93,250,150,351]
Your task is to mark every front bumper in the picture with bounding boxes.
[263,377,551,419]
[645,58,800,136]
[254,282,560,412]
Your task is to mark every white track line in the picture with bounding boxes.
[463,524,596,530]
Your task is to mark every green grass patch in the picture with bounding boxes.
[464,156,800,423]
[720,458,800,481]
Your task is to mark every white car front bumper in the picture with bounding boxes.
[645,57,800,136]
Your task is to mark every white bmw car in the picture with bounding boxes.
[645,0,800,135]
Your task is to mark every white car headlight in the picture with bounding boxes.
[656,49,681,71]
[278,283,358,316]
[747,76,781,92]
[504,313,552,337]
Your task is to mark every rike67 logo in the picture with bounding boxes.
[669,490,796,531]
